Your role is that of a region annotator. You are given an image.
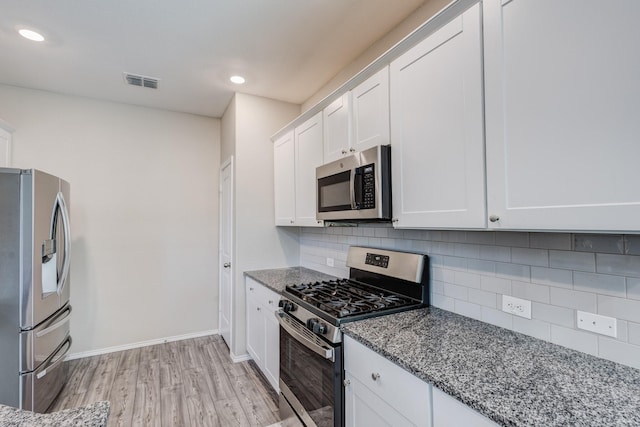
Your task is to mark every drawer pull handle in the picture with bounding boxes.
[268,300,273,304]
[489,215,500,222]
[371,372,380,381]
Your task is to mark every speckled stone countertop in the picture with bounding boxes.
[0,401,110,426]
[342,307,640,427]
[244,267,337,294]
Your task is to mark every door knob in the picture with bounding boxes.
[349,148,356,152]
[223,262,231,268]
[371,373,380,381]
[489,215,500,222]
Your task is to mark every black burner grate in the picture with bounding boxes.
[285,279,414,318]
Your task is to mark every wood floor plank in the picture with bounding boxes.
[78,352,122,406]
[49,334,282,427]
[106,348,140,427]
[131,359,161,427]
[231,374,280,426]
[160,385,190,427]
[214,398,252,427]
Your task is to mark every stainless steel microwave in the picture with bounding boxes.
[316,145,391,221]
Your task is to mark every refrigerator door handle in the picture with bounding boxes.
[55,191,71,295]
[35,306,72,338]
[35,336,72,380]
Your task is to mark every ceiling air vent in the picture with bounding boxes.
[123,73,159,89]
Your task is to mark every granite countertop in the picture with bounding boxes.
[244,267,337,294]
[0,401,110,426]
[342,307,640,427]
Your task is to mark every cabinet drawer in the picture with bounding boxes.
[246,278,280,312]
[344,335,431,424]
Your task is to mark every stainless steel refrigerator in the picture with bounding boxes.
[0,168,72,412]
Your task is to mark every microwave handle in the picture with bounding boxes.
[350,169,356,209]
[352,168,364,209]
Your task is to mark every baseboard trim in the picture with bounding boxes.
[66,329,219,360]
[230,352,252,363]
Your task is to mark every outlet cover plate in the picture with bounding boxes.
[577,311,617,337]
[502,295,532,319]
[326,257,334,267]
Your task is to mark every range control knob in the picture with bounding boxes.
[306,318,327,335]
[278,300,295,313]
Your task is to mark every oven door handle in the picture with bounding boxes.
[276,311,335,362]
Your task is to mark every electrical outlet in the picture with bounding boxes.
[501,295,532,319]
[326,257,334,267]
[577,311,617,337]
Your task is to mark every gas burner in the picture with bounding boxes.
[285,278,416,320]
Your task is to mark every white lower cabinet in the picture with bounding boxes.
[245,277,280,392]
[344,335,431,427]
[345,335,499,427]
[432,387,498,427]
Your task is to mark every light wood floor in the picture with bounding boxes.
[48,335,281,427]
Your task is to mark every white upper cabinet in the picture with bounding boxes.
[351,67,390,153]
[273,131,296,226]
[323,93,352,163]
[274,115,324,227]
[483,0,640,232]
[294,112,324,227]
[323,67,390,164]
[390,3,485,229]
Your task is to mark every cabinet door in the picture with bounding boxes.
[263,306,280,392]
[344,336,431,427]
[246,294,264,366]
[352,66,390,153]
[432,387,498,427]
[323,93,351,163]
[273,131,296,226]
[390,4,485,229]
[484,0,640,231]
[295,112,324,227]
[345,373,421,427]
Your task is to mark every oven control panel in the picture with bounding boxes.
[365,252,389,268]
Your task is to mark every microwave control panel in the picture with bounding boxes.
[361,164,375,209]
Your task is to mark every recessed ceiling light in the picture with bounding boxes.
[18,28,45,42]
[230,75,246,85]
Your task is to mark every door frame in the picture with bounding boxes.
[219,156,234,351]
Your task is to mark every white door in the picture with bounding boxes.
[390,3,485,229]
[0,126,11,167]
[483,0,640,231]
[219,157,233,348]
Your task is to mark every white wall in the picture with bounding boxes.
[0,84,220,355]
[222,93,300,357]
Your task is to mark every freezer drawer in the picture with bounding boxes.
[20,335,71,413]
[20,304,71,373]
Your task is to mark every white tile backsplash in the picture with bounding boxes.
[299,227,640,369]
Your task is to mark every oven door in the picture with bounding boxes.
[277,311,343,427]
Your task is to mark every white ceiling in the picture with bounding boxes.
[0,1,426,117]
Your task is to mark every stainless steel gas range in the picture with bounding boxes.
[276,246,429,427]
